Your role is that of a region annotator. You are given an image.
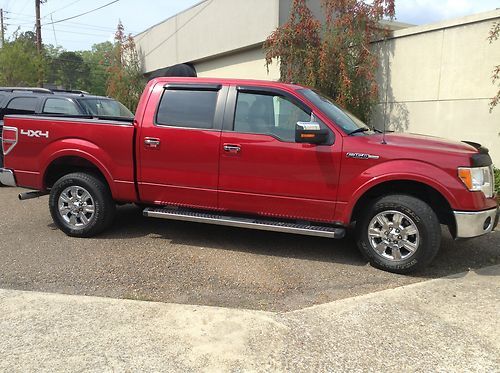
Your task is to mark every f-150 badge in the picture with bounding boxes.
[346,152,380,160]
[20,129,49,138]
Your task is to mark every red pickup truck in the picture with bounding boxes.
[1,77,498,273]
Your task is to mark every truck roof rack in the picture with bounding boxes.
[0,87,53,94]
[51,89,89,95]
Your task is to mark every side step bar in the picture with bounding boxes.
[143,207,346,239]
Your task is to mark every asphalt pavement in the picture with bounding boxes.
[1,186,499,311]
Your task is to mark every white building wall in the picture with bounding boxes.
[195,47,280,80]
[373,10,500,165]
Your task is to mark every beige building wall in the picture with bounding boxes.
[374,10,500,165]
[134,0,281,74]
[195,46,280,80]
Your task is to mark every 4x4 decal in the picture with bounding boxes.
[20,129,49,139]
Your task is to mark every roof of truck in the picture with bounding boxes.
[149,77,307,91]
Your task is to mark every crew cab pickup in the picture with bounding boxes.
[1,77,498,273]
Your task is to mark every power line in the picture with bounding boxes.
[50,13,57,45]
[44,0,83,19]
[44,0,120,26]
[47,27,113,38]
[6,16,137,33]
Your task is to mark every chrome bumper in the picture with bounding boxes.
[0,168,16,187]
[454,207,499,238]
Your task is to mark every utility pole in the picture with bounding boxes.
[35,0,43,87]
[1,9,5,48]
[35,0,42,54]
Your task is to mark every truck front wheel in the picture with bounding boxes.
[355,194,441,274]
[49,172,116,237]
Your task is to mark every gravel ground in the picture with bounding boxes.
[0,186,499,311]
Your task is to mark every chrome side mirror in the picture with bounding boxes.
[295,122,328,144]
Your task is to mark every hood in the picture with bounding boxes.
[377,132,479,156]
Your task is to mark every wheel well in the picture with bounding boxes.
[351,180,456,236]
[44,156,107,189]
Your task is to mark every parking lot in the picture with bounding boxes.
[1,186,499,312]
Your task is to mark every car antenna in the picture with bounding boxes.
[381,116,388,145]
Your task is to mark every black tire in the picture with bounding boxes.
[49,172,116,237]
[355,194,441,274]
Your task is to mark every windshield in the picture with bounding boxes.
[298,89,372,134]
[76,98,134,119]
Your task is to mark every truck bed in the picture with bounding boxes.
[3,115,136,201]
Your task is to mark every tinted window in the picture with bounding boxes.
[77,98,134,118]
[43,98,81,115]
[4,97,39,115]
[234,92,311,142]
[156,90,218,129]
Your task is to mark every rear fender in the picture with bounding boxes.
[40,139,116,196]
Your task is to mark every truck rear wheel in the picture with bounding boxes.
[355,194,441,274]
[49,172,116,237]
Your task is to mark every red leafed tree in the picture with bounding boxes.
[488,21,500,112]
[264,0,321,87]
[106,21,144,112]
[265,0,395,122]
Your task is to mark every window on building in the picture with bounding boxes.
[234,92,311,142]
[4,97,39,116]
[43,98,81,115]
[156,89,218,129]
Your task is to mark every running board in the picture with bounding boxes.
[143,207,345,239]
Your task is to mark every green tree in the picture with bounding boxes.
[0,31,44,86]
[50,51,90,90]
[265,0,395,122]
[106,21,144,112]
[488,21,500,112]
[80,41,113,96]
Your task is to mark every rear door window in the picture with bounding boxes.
[4,97,39,116]
[77,98,134,118]
[156,90,218,129]
[43,98,81,115]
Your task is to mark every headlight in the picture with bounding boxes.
[458,166,494,198]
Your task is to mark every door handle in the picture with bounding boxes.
[223,144,241,153]
[144,137,161,148]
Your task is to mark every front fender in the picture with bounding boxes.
[339,160,463,223]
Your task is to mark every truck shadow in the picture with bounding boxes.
[94,205,367,267]
[52,204,500,279]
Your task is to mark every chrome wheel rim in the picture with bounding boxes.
[58,186,95,228]
[368,210,420,262]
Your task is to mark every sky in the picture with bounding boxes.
[0,0,499,51]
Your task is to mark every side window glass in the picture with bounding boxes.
[234,92,310,142]
[4,97,39,116]
[156,90,218,129]
[43,98,80,115]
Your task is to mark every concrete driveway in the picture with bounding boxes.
[1,266,498,372]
